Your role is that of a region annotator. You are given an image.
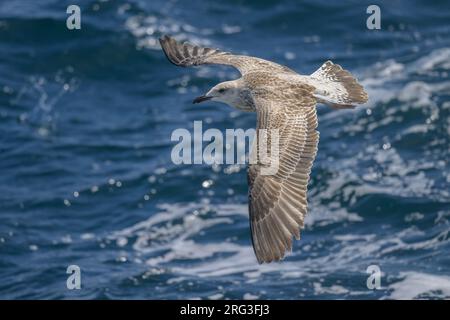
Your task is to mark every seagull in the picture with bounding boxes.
[159,35,368,263]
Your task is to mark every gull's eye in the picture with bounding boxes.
[218,88,226,93]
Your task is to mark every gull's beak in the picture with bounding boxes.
[193,95,212,104]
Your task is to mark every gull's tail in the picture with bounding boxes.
[309,61,368,109]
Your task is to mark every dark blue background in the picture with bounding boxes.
[0,0,449,299]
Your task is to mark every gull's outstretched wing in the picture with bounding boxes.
[159,35,295,76]
[247,80,319,263]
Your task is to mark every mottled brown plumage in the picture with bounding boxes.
[159,35,368,263]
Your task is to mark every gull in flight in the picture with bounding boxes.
[159,35,368,263]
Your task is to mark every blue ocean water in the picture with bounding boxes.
[0,0,449,299]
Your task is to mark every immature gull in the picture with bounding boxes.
[159,35,368,263]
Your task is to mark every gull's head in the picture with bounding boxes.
[193,80,247,109]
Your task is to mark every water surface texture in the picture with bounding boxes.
[0,0,449,299]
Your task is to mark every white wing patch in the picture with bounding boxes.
[306,60,368,108]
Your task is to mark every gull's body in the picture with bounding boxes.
[159,35,368,263]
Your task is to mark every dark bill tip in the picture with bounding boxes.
[193,95,212,104]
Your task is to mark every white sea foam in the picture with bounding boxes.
[109,198,446,286]
[109,202,365,280]
[125,15,213,50]
[313,282,349,295]
[412,48,450,73]
[106,194,449,300]
[319,47,450,202]
[387,272,450,299]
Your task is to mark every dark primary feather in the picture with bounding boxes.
[159,35,296,76]
[159,35,228,67]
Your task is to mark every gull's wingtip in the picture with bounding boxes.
[158,34,170,50]
[159,34,183,67]
[159,34,170,44]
